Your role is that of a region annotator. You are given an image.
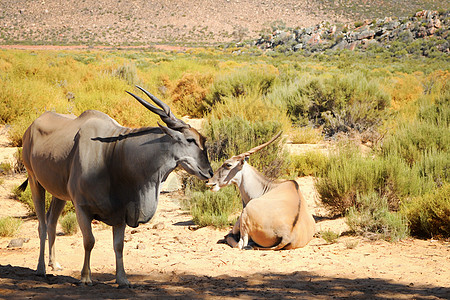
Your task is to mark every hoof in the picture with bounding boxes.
[117,279,131,288]
[36,271,46,277]
[36,261,46,275]
[49,262,63,271]
[81,278,93,286]
[243,245,254,250]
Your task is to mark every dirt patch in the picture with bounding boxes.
[0,127,449,299]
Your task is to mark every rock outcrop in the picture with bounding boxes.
[255,10,449,57]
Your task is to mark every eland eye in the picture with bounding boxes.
[187,138,196,144]
[225,163,233,168]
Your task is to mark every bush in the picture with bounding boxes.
[13,148,26,173]
[266,73,390,139]
[320,229,340,244]
[287,151,328,177]
[0,162,12,175]
[402,184,450,238]
[206,64,279,108]
[60,211,78,235]
[382,95,449,166]
[288,126,323,144]
[415,149,450,187]
[183,187,241,228]
[112,62,140,86]
[315,144,430,215]
[265,78,311,125]
[206,116,287,179]
[0,217,22,237]
[169,72,213,117]
[346,193,409,242]
[205,94,289,178]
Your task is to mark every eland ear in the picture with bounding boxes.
[240,156,249,165]
[158,123,183,142]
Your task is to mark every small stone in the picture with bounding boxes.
[152,222,165,230]
[7,238,28,248]
[124,234,132,242]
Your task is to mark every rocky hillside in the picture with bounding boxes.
[255,10,449,57]
[0,0,448,45]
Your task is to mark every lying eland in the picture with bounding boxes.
[206,132,315,250]
[19,86,213,286]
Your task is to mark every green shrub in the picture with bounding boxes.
[206,116,287,178]
[346,193,409,242]
[0,162,12,174]
[288,126,323,144]
[382,96,449,166]
[13,148,26,173]
[13,184,50,213]
[206,64,279,107]
[205,94,289,178]
[287,151,328,177]
[265,78,311,125]
[415,149,449,186]
[0,217,22,237]
[112,62,140,86]
[320,229,340,244]
[402,184,450,238]
[316,144,430,215]
[266,73,390,138]
[60,211,78,235]
[183,186,241,228]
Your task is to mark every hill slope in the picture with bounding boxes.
[0,0,448,45]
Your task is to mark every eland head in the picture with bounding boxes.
[127,86,213,180]
[206,131,282,192]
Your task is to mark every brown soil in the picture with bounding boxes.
[0,0,347,45]
[0,126,449,299]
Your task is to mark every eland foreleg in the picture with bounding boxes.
[113,223,130,287]
[226,216,241,248]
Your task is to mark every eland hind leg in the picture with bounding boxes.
[74,204,95,285]
[46,197,66,271]
[28,176,47,275]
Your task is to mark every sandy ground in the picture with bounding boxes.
[0,125,449,299]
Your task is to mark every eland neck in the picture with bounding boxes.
[235,162,280,207]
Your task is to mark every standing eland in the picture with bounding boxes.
[19,86,213,286]
[206,132,315,250]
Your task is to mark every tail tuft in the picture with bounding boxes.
[17,179,28,193]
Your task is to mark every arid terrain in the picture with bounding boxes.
[1,0,447,45]
[0,125,449,299]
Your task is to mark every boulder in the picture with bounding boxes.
[357,29,375,40]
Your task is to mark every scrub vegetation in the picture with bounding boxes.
[1,47,448,240]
